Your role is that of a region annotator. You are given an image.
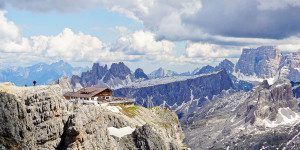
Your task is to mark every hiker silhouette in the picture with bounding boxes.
[33,80,37,86]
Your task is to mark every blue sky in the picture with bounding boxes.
[0,0,300,73]
[5,6,143,42]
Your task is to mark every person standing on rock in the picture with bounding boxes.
[33,80,37,86]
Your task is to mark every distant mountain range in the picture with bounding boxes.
[0,60,87,86]
[148,67,190,78]
[148,67,179,78]
[1,46,299,94]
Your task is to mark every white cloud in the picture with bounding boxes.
[0,11,19,39]
[0,11,31,52]
[185,42,241,58]
[0,11,176,67]
[114,30,175,57]
[31,28,145,63]
[258,0,300,10]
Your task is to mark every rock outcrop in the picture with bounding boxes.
[0,83,187,150]
[279,50,300,82]
[181,79,300,149]
[0,83,71,149]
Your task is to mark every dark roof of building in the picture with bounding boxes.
[71,87,112,98]
[63,92,74,97]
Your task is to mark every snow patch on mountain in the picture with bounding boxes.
[256,108,300,128]
[107,126,136,138]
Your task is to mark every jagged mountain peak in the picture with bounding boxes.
[103,62,133,82]
[216,59,234,73]
[194,65,215,75]
[149,67,178,78]
[134,68,149,80]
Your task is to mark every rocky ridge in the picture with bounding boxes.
[0,83,187,150]
[192,59,254,91]
[114,69,234,115]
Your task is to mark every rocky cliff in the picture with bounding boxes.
[235,46,282,79]
[0,83,187,150]
[233,46,300,84]
[114,69,234,115]
[279,50,300,82]
[193,59,254,91]
[181,79,300,149]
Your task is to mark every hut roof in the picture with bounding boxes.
[71,87,112,98]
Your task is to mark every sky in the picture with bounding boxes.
[0,0,300,73]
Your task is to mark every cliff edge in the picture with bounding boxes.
[0,83,187,150]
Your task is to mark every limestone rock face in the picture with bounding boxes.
[133,124,166,150]
[0,83,186,150]
[51,76,82,94]
[235,46,282,78]
[0,84,71,149]
[245,79,296,124]
[279,50,300,82]
[114,69,234,115]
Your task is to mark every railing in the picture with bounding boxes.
[69,97,135,106]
